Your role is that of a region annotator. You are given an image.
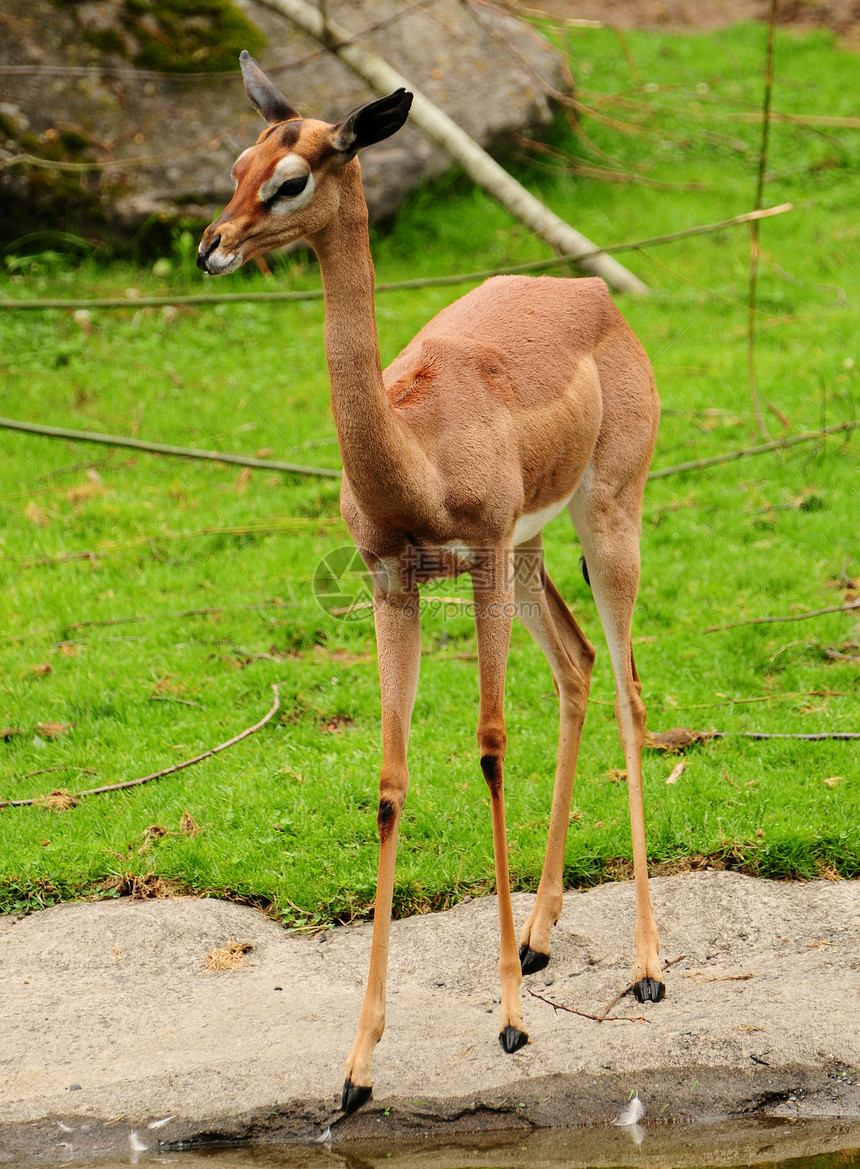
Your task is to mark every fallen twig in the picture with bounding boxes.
[648,725,860,750]
[0,417,341,479]
[527,954,686,1024]
[0,683,282,809]
[527,989,650,1024]
[661,691,844,711]
[707,598,860,631]
[692,972,755,984]
[648,419,860,480]
[148,695,205,709]
[825,646,860,664]
[15,766,97,781]
[718,731,860,741]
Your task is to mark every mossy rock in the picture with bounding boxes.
[54,0,265,73]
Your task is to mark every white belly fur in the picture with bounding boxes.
[512,496,571,546]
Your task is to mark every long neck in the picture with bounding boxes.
[310,164,429,526]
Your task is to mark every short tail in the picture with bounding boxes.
[580,555,591,587]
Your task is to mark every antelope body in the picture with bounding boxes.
[198,53,665,1114]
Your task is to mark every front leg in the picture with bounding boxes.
[473,549,528,1054]
[342,585,421,1113]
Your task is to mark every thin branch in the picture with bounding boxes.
[516,134,705,191]
[648,419,860,480]
[716,731,860,741]
[65,607,221,631]
[527,989,650,1024]
[722,110,860,129]
[0,417,341,479]
[14,767,97,781]
[527,954,686,1024]
[747,0,780,440]
[825,646,860,664]
[659,690,843,710]
[0,683,283,809]
[0,117,255,173]
[648,725,859,746]
[707,598,860,632]
[0,203,792,313]
[148,695,205,709]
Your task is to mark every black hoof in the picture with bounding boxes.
[519,944,550,976]
[632,977,665,1003]
[341,1078,372,1113]
[499,1025,529,1054]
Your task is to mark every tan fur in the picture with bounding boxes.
[199,81,664,1112]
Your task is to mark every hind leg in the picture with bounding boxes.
[567,494,664,1001]
[514,538,596,974]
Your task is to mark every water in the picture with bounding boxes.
[10,1118,860,1169]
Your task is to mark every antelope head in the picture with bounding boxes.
[197,51,413,275]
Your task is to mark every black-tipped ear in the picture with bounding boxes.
[240,50,300,124]
[330,89,413,155]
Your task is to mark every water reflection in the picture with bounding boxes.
[22,1118,860,1169]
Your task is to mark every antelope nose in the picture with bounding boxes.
[197,233,221,272]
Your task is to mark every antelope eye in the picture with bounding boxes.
[273,174,308,200]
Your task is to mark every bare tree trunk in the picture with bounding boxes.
[255,0,649,295]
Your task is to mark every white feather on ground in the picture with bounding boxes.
[613,1092,646,1126]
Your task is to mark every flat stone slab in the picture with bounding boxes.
[1,871,859,1162]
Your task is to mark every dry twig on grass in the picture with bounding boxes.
[0,683,283,809]
[707,597,860,631]
[646,724,860,750]
[0,418,340,479]
[648,419,860,481]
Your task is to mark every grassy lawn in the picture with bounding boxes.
[0,21,858,925]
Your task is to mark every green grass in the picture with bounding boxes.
[1,22,858,925]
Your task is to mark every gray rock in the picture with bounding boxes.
[0,0,564,244]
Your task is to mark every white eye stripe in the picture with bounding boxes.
[259,157,312,203]
[230,147,253,189]
[267,171,315,213]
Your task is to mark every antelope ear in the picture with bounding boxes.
[240,50,300,124]
[330,89,413,156]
